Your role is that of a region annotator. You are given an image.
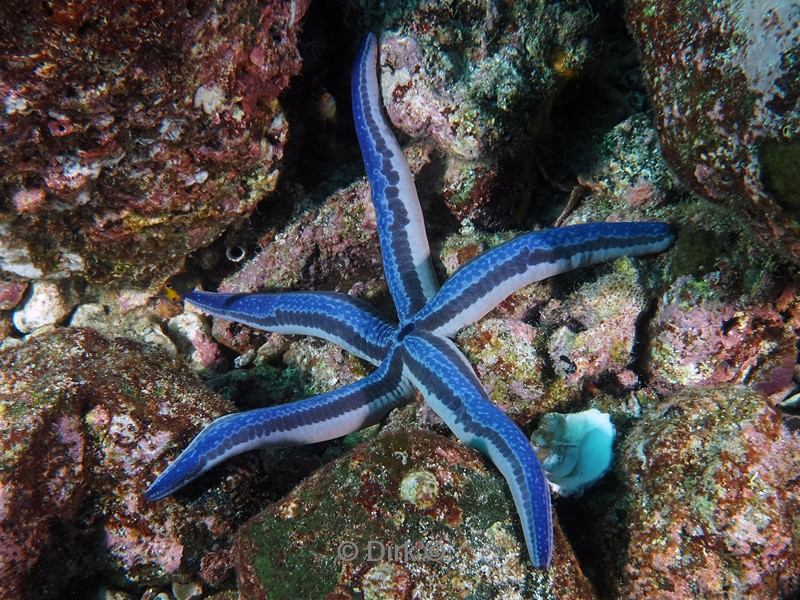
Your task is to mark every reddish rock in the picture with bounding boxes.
[0,328,270,597]
[0,0,311,286]
[0,280,27,310]
[624,0,800,256]
[649,282,797,397]
[167,312,228,372]
[234,430,595,599]
[616,385,800,598]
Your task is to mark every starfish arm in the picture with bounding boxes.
[352,32,439,321]
[185,290,396,365]
[146,346,414,500]
[401,331,553,569]
[413,221,675,337]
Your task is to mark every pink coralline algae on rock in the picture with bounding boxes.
[616,385,800,599]
[0,0,310,286]
[649,280,797,397]
[0,280,27,311]
[624,0,800,255]
[0,328,270,597]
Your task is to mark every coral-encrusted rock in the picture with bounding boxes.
[0,279,27,310]
[70,302,178,355]
[0,0,310,286]
[616,385,800,598]
[376,1,595,225]
[234,430,595,599]
[12,280,78,333]
[624,0,800,255]
[649,282,797,396]
[542,258,648,391]
[167,312,228,372]
[0,328,269,597]
[457,318,556,421]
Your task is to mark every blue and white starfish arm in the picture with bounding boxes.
[413,222,675,337]
[146,346,415,500]
[185,290,396,365]
[401,331,553,568]
[352,32,439,321]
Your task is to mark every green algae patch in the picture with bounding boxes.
[665,198,785,300]
[760,139,800,217]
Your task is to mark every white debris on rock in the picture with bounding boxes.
[12,280,78,333]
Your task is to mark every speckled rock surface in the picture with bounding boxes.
[624,0,800,255]
[0,328,270,597]
[167,311,228,372]
[69,301,178,356]
[616,385,800,598]
[554,113,797,402]
[0,280,27,310]
[649,282,797,396]
[0,0,310,286]
[11,280,78,333]
[373,0,596,225]
[234,429,596,600]
[542,258,648,391]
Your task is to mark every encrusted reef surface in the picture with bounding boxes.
[616,385,800,599]
[1,0,799,598]
[0,0,309,286]
[0,328,273,598]
[624,0,800,255]
[234,430,595,599]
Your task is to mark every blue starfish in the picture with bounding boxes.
[146,32,674,569]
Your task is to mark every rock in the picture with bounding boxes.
[0,0,311,286]
[542,257,648,390]
[649,281,797,397]
[70,303,177,356]
[0,328,272,597]
[234,429,595,599]
[374,1,596,226]
[12,280,78,333]
[457,318,555,421]
[167,312,228,371]
[624,0,800,256]
[616,385,800,598]
[0,279,27,310]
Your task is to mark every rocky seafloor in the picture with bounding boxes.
[1,0,799,599]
